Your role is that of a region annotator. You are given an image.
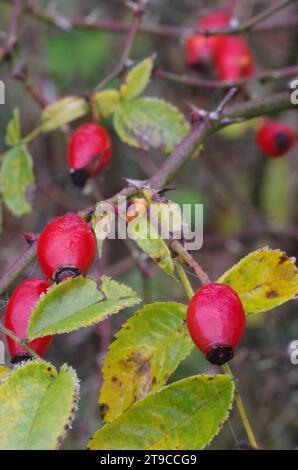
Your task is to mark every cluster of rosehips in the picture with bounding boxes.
[4,211,245,367]
[185,10,254,81]
[68,123,112,187]
[4,213,96,363]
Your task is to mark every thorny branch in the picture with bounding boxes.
[0,90,295,295]
[1,0,298,40]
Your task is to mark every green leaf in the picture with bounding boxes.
[5,109,21,146]
[41,96,89,132]
[113,107,140,148]
[92,89,120,118]
[218,248,298,314]
[120,57,154,101]
[100,302,193,422]
[128,215,175,277]
[0,145,34,217]
[28,276,140,339]
[114,98,190,153]
[0,361,79,450]
[89,374,234,450]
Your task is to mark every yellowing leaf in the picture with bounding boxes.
[92,89,120,117]
[27,276,140,339]
[41,96,89,132]
[89,375,234,450]
[218,248,298,314]
[0,145,34,217]
[100,302,193,422]
[120,57,154,101]
[113,107,140,148]
[114,98,190,154]
[128,215,175,278]
[5,109,21,146]
[0,361,79,450]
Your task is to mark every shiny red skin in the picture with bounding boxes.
[215,36,254,81]
[4,279,52,359]
[37,213,96,280]
[186,283,246,359]
[68,123,112,176]
[185,11,230,66]
[256,120,296,157]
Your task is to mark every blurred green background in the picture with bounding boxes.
[0,0,298,450]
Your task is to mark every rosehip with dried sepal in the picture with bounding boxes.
[4,278,52,363]
[185,11,230,67]
[37,212,96,283]
[215,36,254,81]
[186,283,246,365]
[256,120,296,157]
[68,123,112,187]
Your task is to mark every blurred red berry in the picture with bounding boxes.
[187,283,246,365]
[256,120,296,157]
[4,279,52,363]
[68,123,112,187]
[215,36,254,81]
[185,10,230,66]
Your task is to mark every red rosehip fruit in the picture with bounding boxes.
[4,278,52,363]
[215,36,254,81]
[185,11,230,66]
[37,213,96,283]
[186,283,246,365]
[256,120,296,157]
[68,123,112,187]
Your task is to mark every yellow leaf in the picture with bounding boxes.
[0,366,9,379]
[218,248,298,314]
[92,89,120,118]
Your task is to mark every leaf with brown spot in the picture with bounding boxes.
[218,248,298,314]
[91,375,234,450]
[99,302,193,422]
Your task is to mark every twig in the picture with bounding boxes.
[93,0,146,93]
[12,62,48,108]
[0,0,22,62]
[1,0,298,38]
[0,323,43,361]
[155,64,298,90]
[171,240,210,286]
[199,0,296,36]
[0,241,37,296]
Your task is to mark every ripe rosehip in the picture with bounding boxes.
[215,36,254,81]
[4,279,52,363]
[185,11,230,67]
[37,213,96,283]
[186,283,246,365]
[256,120,296,157]
[68,123,112,187]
